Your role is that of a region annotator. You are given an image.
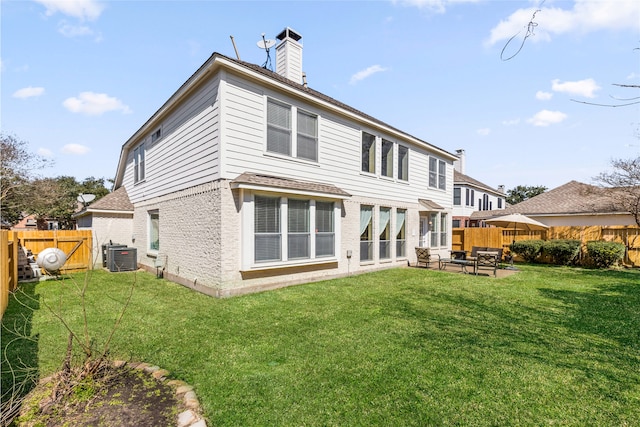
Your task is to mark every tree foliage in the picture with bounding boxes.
[505,185,547,205]
[593,156,640,227]
[1,133,52,224]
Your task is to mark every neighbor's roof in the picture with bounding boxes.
[114,52,456,187]
[231,172,351,199]
[454,170,503,196]
[471,180,622,220]
[73,186,134,217]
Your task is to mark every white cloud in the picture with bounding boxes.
[61,144,90,155]
[13,86,45,99]
[37,148,54,158]
[34,0,105,21]
[349,65,388,85]
[476,128,491,136]
[486,0,640,46]
[527,109,568,127]
[393,0,479,13]
[551,78,600,98]
[536,91,553,100]
[58,21,94,37]
[63,92,131,116]
[502,118,521,126]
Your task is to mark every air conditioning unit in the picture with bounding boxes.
[102,243,127,267]
[108,247,137,272]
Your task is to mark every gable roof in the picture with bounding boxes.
[454,170,503,196]
[471,180,622,220]
[73,186,133,217]
[114,52,456,188]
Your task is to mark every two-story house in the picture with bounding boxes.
[452,149,506,228]
[107,28,457,296]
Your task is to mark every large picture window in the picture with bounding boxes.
[267,99,292,156]
[361,132,376,174]
[253,196,337,264]
[255,196,282,262]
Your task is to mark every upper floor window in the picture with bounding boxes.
[133,143,145,184]
[397,145,408,181]
[453,188,461,205]
[267,98,318,162]
[498,198,503,209]
[151,128,162,143]
[361,132,376,174]
[429,157,445,189]
[381,139,393,178]
[267,99,292,156]
[466,188,475,206]
[297,110,318,162]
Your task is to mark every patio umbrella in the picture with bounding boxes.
[484,213,549,232]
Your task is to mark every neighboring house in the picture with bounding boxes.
[452,149,506,228]
[472,180,637,227]
[74,186,134,267]
[108,27,457,297]
[11,214,59,230]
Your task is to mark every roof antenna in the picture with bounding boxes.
[230,35,241,60]
[257,33,275,71]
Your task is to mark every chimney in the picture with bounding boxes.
[454,149,466,174]
[497,185,505,194]
[275,27,303,84]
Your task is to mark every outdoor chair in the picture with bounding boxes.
[475,251,499,277]
[415,247,440,268]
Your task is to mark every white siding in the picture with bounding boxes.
[220,75,454,210]
[124,76,222,203]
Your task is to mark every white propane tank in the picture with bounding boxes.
[37,247,67,273]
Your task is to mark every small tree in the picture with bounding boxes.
[0,133,52,224]
[506,185,547,205]
[593,156,640,227]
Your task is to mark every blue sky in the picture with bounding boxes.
[2,0,639,191]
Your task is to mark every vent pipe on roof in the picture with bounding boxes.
[275,27,303,84]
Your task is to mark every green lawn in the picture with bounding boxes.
[3,265,640,426]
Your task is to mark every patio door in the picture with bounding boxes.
[419,216,430,247]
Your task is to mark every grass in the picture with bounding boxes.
[2,265,640,426]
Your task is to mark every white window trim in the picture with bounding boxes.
[240,190,341,271]
[265,97,319,163]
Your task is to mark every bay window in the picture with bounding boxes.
[255,196,282,262]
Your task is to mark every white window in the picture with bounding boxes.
[288,199,310,259]
[430,213,439,247]
[361,132,376,174]
[253,196,337,264]
[134,143,145,184]
[381,140,393,178]
[379,207,391,259]
[149,210,159,252]
[360,205,373,261]
[267,99,291,156]
[255,196,282,262]
[397,145,408,181]
[429,157,446,190]
[440,213,448,246]
[267,98,318,161]
[315,201,335,257]
[396,209,406,258]
[454,188,461,205]
[297,110,318,162]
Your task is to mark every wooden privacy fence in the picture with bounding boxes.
[452,226,640,266]
[16,230,93,273]
[1,230,19,318]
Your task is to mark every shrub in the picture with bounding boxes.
[509,240,544,263]
[585,241,625,268]
[542,239,581,265]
